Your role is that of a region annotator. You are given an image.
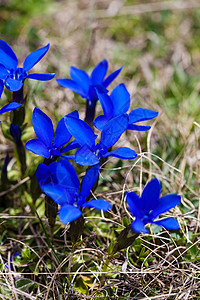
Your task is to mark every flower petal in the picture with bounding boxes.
[59,110,79,146]
[127,124,151,131]
[54,117,71,148]
[61,140,80,153]
[153,218,180,230]
[80,164,100,198]
[96,88,113,118]
[131,218,149,233]
[42,183,71,205]
[0,64,9,79]
[0,102,21,115]
[103,147,137,160]
[64,116,96,148]
[110,83,130,116]
[59,204,82,224]
[141,178,161,213]
[48,161,58,180]
[151,194,181,219]
[36,163,51,184]
[5,77,23,91]
[56,153,75,160]
[25,139,50,158]
[69,66,90,95]
[126,192,143,217]
[68,110,79,118]
[56,78,87,98]
[23,43,50,72]
[82,199,112,211]
[0,80,4,98]
[101,114,128,148]
[103,66,122,87]
[32,108,54,147]
[75,145,99,166]
[26,73,55,81]
[0,40,18,70]
[91,60,108,84]
[129,108,158,124]
[94,115,110,131]
[56,159,79,190]
[36,162,58,185]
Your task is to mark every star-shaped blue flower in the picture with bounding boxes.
[56,60,122,123]
[64,113,137,166]
[57,60,122,103]
[25,108,79,159]
[36,160,112,224]
[94,83,158,131]
[126,178,181,233]
[0,102,21,122]
[0,40,55,97]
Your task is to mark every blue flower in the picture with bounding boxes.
[36,160,112,224]
[0,40,55,97]
[25,108,79,159]
[64,113,137,166]
[56,60,122,124]
[126,178,181,233]
[94,83,158,131]
[0,102,21,122]
[56,60,122,104]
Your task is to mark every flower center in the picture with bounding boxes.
[142,214,152,224]
[9,68,27,81]
[93,143,107,159]
[48,143,61,160]
[76,194,85,207]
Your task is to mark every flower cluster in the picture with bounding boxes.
[0,39,181,240]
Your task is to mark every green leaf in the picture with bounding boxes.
[74,277,88,295]
[122,216,129,227]
[16,279,34,291]
[21,126,34,141]
[21,247,31,259]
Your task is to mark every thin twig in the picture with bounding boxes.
[0,177,29,197]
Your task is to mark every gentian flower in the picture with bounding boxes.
[0,102,21,122]
[56,60,122,123]
[0,40,55,97]
[64,113,137,166]
[25,108,79,160]
[126,178,181,233]
[36,160,112,224]
[94,83,158,131]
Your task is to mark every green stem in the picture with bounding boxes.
[35,209,61,265]
[100,255,112,287]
